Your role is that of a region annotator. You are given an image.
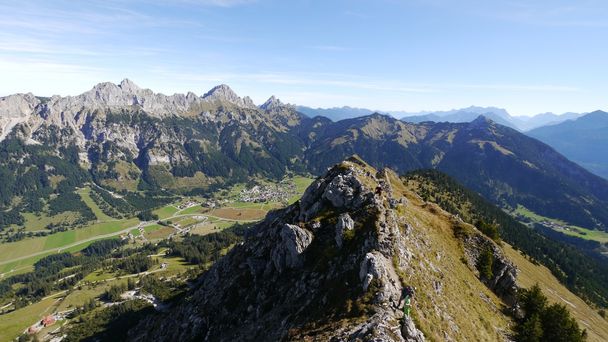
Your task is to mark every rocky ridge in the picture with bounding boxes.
[130,157,426,341]
[0,79,305,192]
[0,79,276,145]
[129,157,521,341]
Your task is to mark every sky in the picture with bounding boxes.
[0,0,607,116]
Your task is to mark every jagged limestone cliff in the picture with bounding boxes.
[129,157,518,341]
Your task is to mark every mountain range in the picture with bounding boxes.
[1,79,607,233]
[296,105,581,131]
[528,111,608,179]
[400,107,583,131]
[296,105,377,122]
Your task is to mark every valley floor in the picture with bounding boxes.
[0,176,314,341]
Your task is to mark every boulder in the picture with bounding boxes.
[401,316,425,342]
[322,173,365,209]
[359,252,386,292]
[271,224,313,272]
[335,213,355,248]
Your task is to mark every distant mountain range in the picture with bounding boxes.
[297,105,582,131]
[296,105,377,122]
[1,79,607,232]
[400,106,517,129]
[528,111,608,179]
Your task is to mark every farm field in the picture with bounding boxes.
[559,226,608,243]
[207,207,266,221]
[0,218,139,265]
[0,238,126,276]
[153,205,179,219]
[289,176,315,203]
[0,174,314,273]
[178,205,207,215]
[145,226,174,240]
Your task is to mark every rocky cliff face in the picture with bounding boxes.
[0,79,306,191]
[459,232,519,307]
[129,157,426,341]
[129,158,522,341]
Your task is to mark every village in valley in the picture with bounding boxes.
[237,179,297,204]
[0,176,313,342]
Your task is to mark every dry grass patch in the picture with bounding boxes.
[145,226,174,240]
[208,208,266,221]
[391,184,512,341]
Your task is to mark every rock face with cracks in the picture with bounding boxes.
[128,157,426,341]
[461,233,519,306]
[335,212,354,248]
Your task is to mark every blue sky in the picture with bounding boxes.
[0,0,607,116]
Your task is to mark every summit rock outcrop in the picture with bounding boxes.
[129,157,525,342]
[129,157,426,341]
[203,84,256,108]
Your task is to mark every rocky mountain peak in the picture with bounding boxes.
[202,84,255,108]
[470,114,494,127]
[260,95,284,110]
[0,93,39,118]
[118,78,141,93]
[0,93,40,141]
[243,95,256,108]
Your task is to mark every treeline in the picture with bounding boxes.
[404,169,608,307]
[162,223,250,265]
[123,191,176,211]
[0,136,176,233]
